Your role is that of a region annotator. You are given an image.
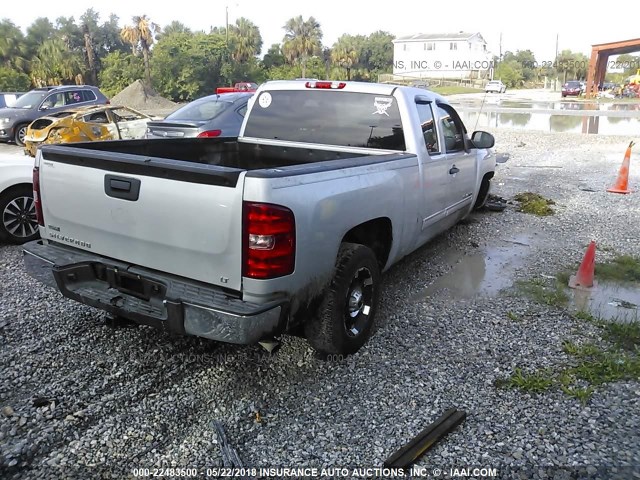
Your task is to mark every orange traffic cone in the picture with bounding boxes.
[607,141,635,194]
[569,241,596,289]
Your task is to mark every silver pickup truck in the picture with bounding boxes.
[23,80,498,356]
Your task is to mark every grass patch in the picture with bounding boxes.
[603,322,640,352]
[507,311,520,322]
[515,277,569,307]
[562,341,602,357]
[595,255,640,282]
[514,192,555,216]
[500,368,554,393]
[567,350,640,385]
[574,310,596,322]
[429,86,484,95]
[498,323,640,403]
[502,260,640,403]
[560,385,595,404]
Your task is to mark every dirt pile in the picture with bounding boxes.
[110,80,177,111]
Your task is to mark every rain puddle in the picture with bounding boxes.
[570,283,640,323]
[461,111,640,135]
[413,234,537,301]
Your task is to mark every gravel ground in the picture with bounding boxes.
[1,130,640,479]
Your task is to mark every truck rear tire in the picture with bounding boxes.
[305,242,381,356]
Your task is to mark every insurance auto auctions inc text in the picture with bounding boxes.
[254,466,498,477]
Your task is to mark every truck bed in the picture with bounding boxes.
[36,138,410,292]
[46,137,375,171]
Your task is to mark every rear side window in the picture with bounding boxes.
[65,91,84,104]
[244,90,406,151]
[81,90,97,102]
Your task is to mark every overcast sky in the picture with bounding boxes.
[6,0,640,62]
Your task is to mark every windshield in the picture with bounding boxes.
[11,91,48,109]
[166,98,232,121]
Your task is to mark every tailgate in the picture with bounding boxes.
[38,147,245,291]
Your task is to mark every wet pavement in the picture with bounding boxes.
[459,110,640,135]
[448,90,640,135]
[412,233,538,301]
[569,282,640,323]
[412,229,640,324]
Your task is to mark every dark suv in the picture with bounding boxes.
[0,85,109,146]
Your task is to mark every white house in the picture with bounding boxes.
[392,32,493,80]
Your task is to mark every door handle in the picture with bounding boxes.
[449,166,460,175]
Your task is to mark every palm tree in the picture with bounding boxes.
[229,17,262,63]
[30,38,83,86]
[82,23,98,85]
[120,15,160,86]
[161,21,191,37]
[0,20,28,72]
[282,16,322,78]
[331,35,359,80]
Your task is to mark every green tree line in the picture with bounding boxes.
[3,12,637,98]
[0,12,395,101]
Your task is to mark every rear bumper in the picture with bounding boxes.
[23,240,286,344]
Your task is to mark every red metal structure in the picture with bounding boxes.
[585,38,640,98]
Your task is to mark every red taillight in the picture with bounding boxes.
[243,202,295,279]
[197,130,222,138]
[305,81,346,89]
[33,166,44,226]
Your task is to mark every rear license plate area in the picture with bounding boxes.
[57,262,166,301]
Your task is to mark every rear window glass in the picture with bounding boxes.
[167,98,232,121]
[244,90,406,151]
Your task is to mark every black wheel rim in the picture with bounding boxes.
[3,195,38,239]
[344,266,374,337]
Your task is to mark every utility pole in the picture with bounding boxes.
[225,6,229,48]
[499,32,502,62]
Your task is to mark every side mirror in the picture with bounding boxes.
[471,130,495,149]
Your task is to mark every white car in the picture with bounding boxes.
[0,149,38,244]
[485,80,507,93]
